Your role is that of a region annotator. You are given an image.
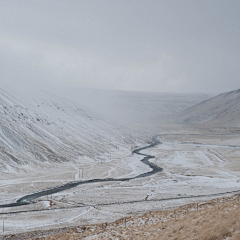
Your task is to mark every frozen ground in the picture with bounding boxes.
[3,83,237,236]
[1,129,240,235]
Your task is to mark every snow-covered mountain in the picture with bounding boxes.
[0,82,210,172]
[177,89,240,127]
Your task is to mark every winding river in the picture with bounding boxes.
[0,136,162,208]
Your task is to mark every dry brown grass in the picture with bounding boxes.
[14,194,240,240]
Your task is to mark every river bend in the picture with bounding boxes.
[0,136,162,208]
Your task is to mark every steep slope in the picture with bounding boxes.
[0,87,135,173]
[177,89,240,127]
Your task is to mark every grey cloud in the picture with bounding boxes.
[0,0,239,93]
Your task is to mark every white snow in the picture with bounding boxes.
[3,82,236,235]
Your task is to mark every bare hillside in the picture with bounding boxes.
[5,194,239,240]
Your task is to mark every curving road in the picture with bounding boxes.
[0,136,162,208]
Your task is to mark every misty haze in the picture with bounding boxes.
[0,1,240,239]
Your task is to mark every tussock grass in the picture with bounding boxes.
[24,194,240,239]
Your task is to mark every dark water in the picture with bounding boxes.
[0,136,162,208]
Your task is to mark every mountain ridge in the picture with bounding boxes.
[176,88,240,127]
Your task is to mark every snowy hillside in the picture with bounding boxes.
[0,82,211,172]
[176,89,240,127]
[0,87,137,173]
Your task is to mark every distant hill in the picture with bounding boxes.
[177,89,240,127]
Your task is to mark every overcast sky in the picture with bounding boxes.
[0,0,239,94]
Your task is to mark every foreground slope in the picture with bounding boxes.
[10,194,240,240]
[177,89,240,127]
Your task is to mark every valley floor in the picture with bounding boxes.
[1,125,240,238]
